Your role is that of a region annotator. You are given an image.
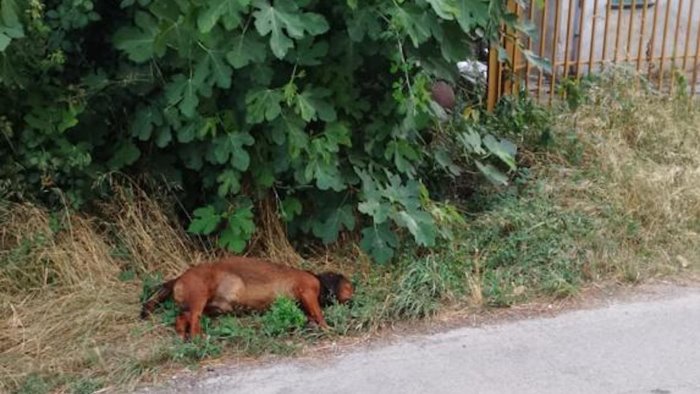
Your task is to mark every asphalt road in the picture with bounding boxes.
[143,286,700,394]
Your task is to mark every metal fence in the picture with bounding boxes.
[487,0,700,109]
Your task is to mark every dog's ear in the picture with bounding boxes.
[315,272,337,307]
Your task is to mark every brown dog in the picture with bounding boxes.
[140,256,353,339]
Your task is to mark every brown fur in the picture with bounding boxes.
[141,256,353,339]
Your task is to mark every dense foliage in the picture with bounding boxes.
[0,0,536,262]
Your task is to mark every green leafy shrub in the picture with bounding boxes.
[261,296,306,336]
[0,0,539,263]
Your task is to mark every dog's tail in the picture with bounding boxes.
[140,278,177,319]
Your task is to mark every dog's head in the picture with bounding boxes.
[316,272,354,307]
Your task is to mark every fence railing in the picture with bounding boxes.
[487,0,700,109]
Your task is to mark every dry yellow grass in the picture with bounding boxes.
[541,68,700,280]
[0,187,365,393]
[0,188,201,392]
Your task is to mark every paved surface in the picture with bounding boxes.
[145,286,700,394]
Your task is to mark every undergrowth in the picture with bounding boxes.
[3,69,699,393]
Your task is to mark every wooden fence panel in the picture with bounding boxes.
[488,0,700,106]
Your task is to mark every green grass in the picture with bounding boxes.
[13,374,103,394]
[464,189,596,304]
[14,374,53,394]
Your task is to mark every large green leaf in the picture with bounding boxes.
[280,196,302,222]
[475,160,509,186]
[385,140,419,176]
[0,0,23,51]
[483,134,517,170]
[150,1,193,57]
[114,11,159,63]
[178,144,205,170]
[131,106,163,140]
[384,175,422,211]
[346,7,381,42]
[304,158,344,191]
[286,36,328,66]
[393,4,432,47]
[196,0,250,33]
[392,209,436,247]
[216,169,241,196]
[226,32,267,69]
[1,0,21,28]
[323,122,351,151]
[108,141,141,170]
[455,0,490,32]
[209,131,255,170]
[177,119,199,143]
[425,0,457,20]
[0,33,10,51]
[252,0,329,58]
[155,127,173,147]
[432,22,472,63]
[271,114,308,158]
[197,46,233,89]
[294,87,336,122]
[433,149,462,176]
[188,205,222,235]
[360,223,398,264]
[358,198,391,224]
[312,204,355,244]
[165,73,203,118]
[245,88,283,123]
[218,202,255,252]
[456,128,484,154]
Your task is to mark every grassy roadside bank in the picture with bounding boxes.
[2,72,699,393]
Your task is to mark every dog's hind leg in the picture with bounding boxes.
[187,295,207,338]
[173,276,209,339]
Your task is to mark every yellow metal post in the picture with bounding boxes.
[512,2,524,94]
[588,0,600,73]
[669,0,685,92]
[659,2,673,90]
[537,2,549,101]
[613,0,624,63]
[601,0,613,63]
[636,0,650,73]
[503,0,518,96]
[682,0,695,71]
[691,9,700,94]
[575,0,586,78]
[648,0,661,76]
[550,0,562,104]
[626,0,636,62]
[487,44,501,112]
[526,1,536,90]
